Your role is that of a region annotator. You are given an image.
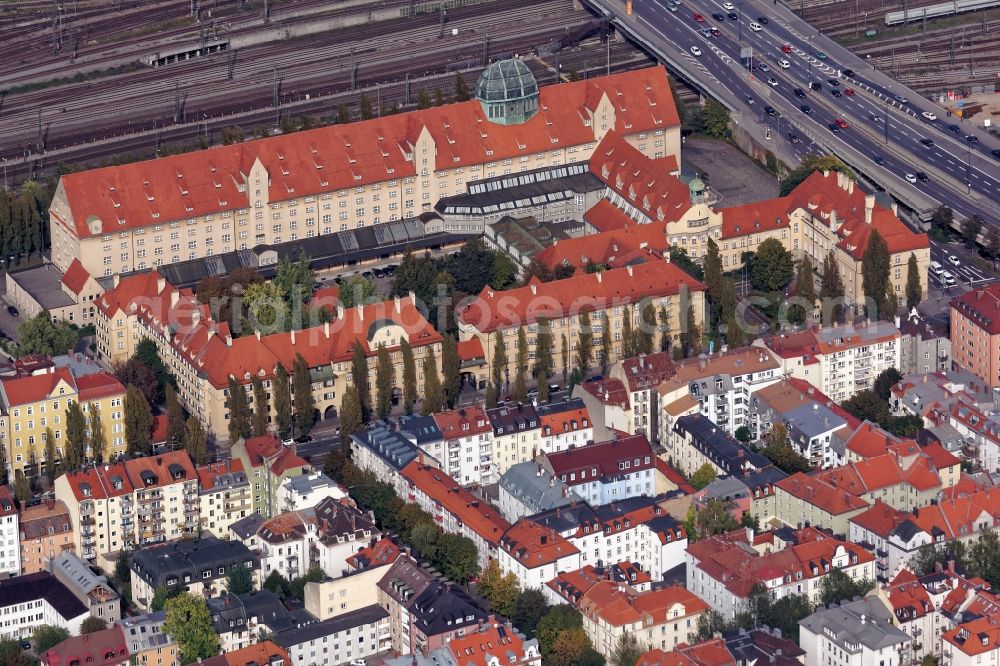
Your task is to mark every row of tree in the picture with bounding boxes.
[226,352,315,443]
[0,182,52,268]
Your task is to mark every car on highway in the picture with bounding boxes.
[767,77,779,86]
[842,68,855,77]
[700,27,712,36]
[800,104,812,114]
[871,114,882,123]
[690,46,702,56]
[756,15,769,23]
[758,62,770,71]
[835,117,849,129]
[667,1,678,10]
[778,59,790,68]
[727,11,738,19]
[916,171,928,181]
[809,82,822,91]
[710,26,721,35]
[941,271,956,287]
[722,1,734,8]
[794,87,807,98]
[947,124,962,133]
[745,94,756,105]
[905,173,917,184]
[992,149,1000,160]
[894,95,908,103]
[920,138,934,148]
[921,111,937,121]
[815,51,827,60]
[712,12,725,20]
[782,43,793,53]
[844,87,855,96]
[949,255,961,266]
[787,132,802,144]
[831,89,841,97]
[5,306,17,317]
[873,154,886,165]
[828,78,840,86]
[966,135,979,144]
[749,21,763,31]
[930,261,943,275]
[693,12,705,21]
[765,105,777,116]
[828,123,841,133]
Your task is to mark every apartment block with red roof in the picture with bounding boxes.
[546,562,653,606]
[813,445,944,512]
[457,261,707,386]
[94,271,444,446]
[229,434,308,518]
[400,462,511,568]
[498,517,582,590]
[578,582,709,658]
[383,619,541,666]
[608,350,676,444]
[763,319,902,403]
[773,472,871,536]
[686,527,875,618]
[574,378,633,441]
[41,625,129,666]
[53,450,200,562]
[951,284,1000,388]
[0,366,127,479]
[943,614,1000,666]
[18,499,74,575]
[427,405,494,486]
[874,569,943,663]
[48,64,680,282]
[0,487,17,576]
[535,396,593,454]
[541,434,656,506]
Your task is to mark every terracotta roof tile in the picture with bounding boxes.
[60,258,91,295]
[951,285,1000,335]
[535,222,669,271]
[584,198,639,233]
[578,581,708,627]
[402,462,510,546]
[0,368,76,407]
[75,372,125,402]
[500,518,579,568]
[545,434,654,484]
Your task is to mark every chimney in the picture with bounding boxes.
[395,295,401,314]
[895,315,900,329]
[170,290,180,308]
[324,321,331,339]
[337,303,345,319]
[626,265,633,277]
[864,194,875,224]
[113,274,121,288]
[255,329,261,341]
[290,329,296,345]
[848,179,854,195]
[157,276,166,293]
[596,272,603,283]
[530,283,537,295]
[891,202,898,216]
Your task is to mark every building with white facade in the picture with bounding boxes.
[430,405,494,486]
[799,597,910,666]
[276,472,346,513]
[541,434,656,506]
[498,519,582,590]
[487,402,542,479]
[610,351,677,444]
[196,458,251,539]
[0,572,89,639]
[273,605,390,666]
[0,487,19,576]
[536,397,593,453]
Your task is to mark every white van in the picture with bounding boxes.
[930,261,943,275]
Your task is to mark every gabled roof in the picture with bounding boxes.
[42,626,128,666]
[0,367,76,407]
[535,221,668,271]
[401,462,510,546]
[499,518,580,569]
[775,473,870,516]
[75,371,126,402]
[952,285,1000,335]
[60,258,92,295]
[544,434,654,485]
[578,582,708,628]
[589,131,689,223]
[579,378,630,410]
[584,198,638,232]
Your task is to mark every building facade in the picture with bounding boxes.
[951,285,1000,388]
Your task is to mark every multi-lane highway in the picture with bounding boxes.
[591,0,1000,223]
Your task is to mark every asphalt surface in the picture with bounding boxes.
[593,0,1000,223]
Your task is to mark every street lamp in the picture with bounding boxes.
[738,0,743,42]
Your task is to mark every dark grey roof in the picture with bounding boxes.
[891,518,922,542]
[120,610,171,654]
[229,514,266,540]
[529,502,599,534]
[130,535,259,591]
[535,395,588,418]
[436,162,602,216]
[0,572,87,620]
[397,414,443,446]
[499,462,582,515]
[784,402,846,439]
[487,402,539,437]
[208,590,294,635]
[673,414,770,475]
[722,628,805,665]
[799,597,910,652]
[352,426,423,471]
[272,604,389,648]
[377,557,436,606]
[410,583,488,636]
[475,58,538,103]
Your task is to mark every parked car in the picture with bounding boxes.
[6,306,17,317]
[921,111,937,121]
[948,255,961,266]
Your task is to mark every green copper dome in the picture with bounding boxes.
[475,58,539,125]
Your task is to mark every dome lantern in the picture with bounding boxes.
[474,58,540,125]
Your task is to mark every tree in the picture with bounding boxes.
[599,312,612,372]
[165,385,186,446]
[124,384,153,456]
[0,637,38,666]
[669,246,704,280]
[696,499,740,537]
[752,238,795,293]
[512,328,529,402]
[400,340,418,415]
[79,616,108,635]
[31,626,69,654]
[16,310,78,358]
[113,359,160,407]
[433,87,446,106]
[658,304,672,352]
[263,570,291,597]
[492,253,520,290]
[904,253,922,311]
[842,389,892,424]
[704,237,725,325]
[862,228,891,319]
[702,98,731,138]
[622,306,635,360]
[293,353,315,435]
[679,285,700,358]
[164,593,220,664]
[43,428,57,480]
[273,363,292,438]
[64,401,86,471]
[689,463,716,490]
[513,588,549,638]
[985,226,1000,259]
[490,332,507,401]
[818,568,875,607]
[359,94,374,120]
[560,334,569,384]
[820,251,846,324]
[227,376,251,443]
[134,338,175,398]
[442,335,461,408]
[226,564,254,595]
[547,627,600,666]
[874,367,903,400]
[790,256,816,324]
[13,470,30,503]
[735,426,751,442]
[243,281,289,332]
[763,422,812,474]
[416,88,432,109]
[338,384,363,443]
[185,416,207,465]
[779,154,852,196]
[421,348,446,415]
[351,343,371,420]
[437,532,479,583]
[335,104,351,124]
[610,632,645,666]
[637,300,656,355]
[251,376,268,437]
[409,522,441,560]
[535,317,553,380]
[577,309,593,375]
[339,275,379,308]
[962,215,983,250]
[374,343,394,421]
[454,72,471,101]
[931,205,954,239]
[478,560,520,617]
[694,609,731,641]
[88,402,107,464]
[289,567,325,601]
[537,605,584,657]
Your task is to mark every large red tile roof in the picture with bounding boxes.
[446,623,538,666]
[590,131,690,223]
[62,450,196,501]
[637,649,699,666]
[952,284,1000,335]
[241,434,307,476]
[195,458,246,491]
[944,614,1000,656]
[849,500,910,537]
[545,434,654,485]
[97,271,441,390]
[774,472,870,515]
[579,379,630,410]
[458,261,705,333]
[500,518,579,568]
[720,196,794,240]
[884,568,934,620]
[583,198,638,233]
[401,462,510,547]
[74,372,126,402]
[55,67,678,240]
[0,368,76,407]
[534,222,668,271]
[578,581,708,627]
[42,626,127,666]
[432,405,492,439]
[60,258,91,295]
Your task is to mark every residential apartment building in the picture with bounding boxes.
[799,597,910,666]
[575,379,632,441]
[0,367,126,479]
[458,262,707,382]
[428,405,494,486]
[121,610,179,666]
[487,401,541,479]
[0,571,89,639]
[41,625,129,666]
[230,434,307,518]
[546,562,653,606]
[656,347,783,441]
[48,64,680,280]
[943,613,1000,666]
[94,271,444,444]
[207,590,294,652]
[578,583,708,658]
[51,551,121,622]
[273,605,390,666]
[541,434,656,506]
[255,510,315,581]
[497,461,583,523]
[762,320,902,403]
[384,622,541,666]
[196,459,252,538]
[305,539,399,620]
[276,471,345,512]
[400,462,510,567]
[951,284,1000,388]
[198,641,289,666]
[667,414,771,479]
[128,535,259,611]
[877,568,942,663]
[898,310,950,375]
[536,397,593,453]
[19,499,73,574]
[350,425,428,496]
[498,519,582,590]
[773,472,870,535]
[609,351,676,443]
[0,487,18,576]
[54,450,200,561]
[686,527,875,618]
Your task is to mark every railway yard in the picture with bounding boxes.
[0,0,658,186]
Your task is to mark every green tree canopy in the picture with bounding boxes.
[226,564,254,595]
[703,98,731,138]
[478,560,520,618]
[123,384,153,456]
[696,499,739,537]
[862,228,891,319]
[906,253,922,311]
[272,362,292,438]
[164,593,220,663]
[227,376,251,443]
[339,275,380,308]
[751,238,795,293]
[689,463,717,491]
[874,367,903,400]
[31,625,69,654]
[779,155,852,196]
[292,352,315,436]
[184,416,207,466]
[80,616,108,635]
[16,311,78,358]
[818,568,875,607]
